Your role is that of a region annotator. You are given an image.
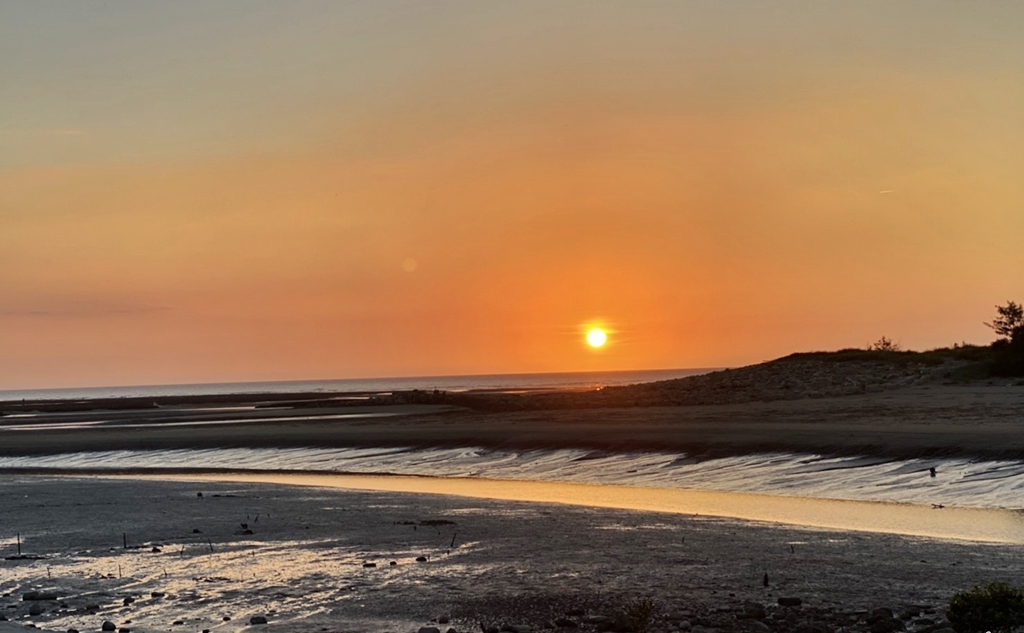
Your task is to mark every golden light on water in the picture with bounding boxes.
[586,328,608,348]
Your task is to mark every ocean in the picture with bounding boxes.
[3,367,1024,519]
[0,367,709,402]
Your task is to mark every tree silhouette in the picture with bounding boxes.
[986,301,1024,343]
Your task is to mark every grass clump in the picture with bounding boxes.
[947,582,1024,633]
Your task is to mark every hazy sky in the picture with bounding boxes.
[2,2,1023,389]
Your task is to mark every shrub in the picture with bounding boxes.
[625,597,657,633]
[947,582,1024,633]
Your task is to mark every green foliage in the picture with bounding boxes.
[947,582,1024,633]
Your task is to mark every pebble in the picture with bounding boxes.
[101,622,116,632]
[250,616,269,625]
[363,562,377,568]
[416,556,428,562]
[68,629,79,633]
[438,616,450,624]
[748,622,771,633]
[172,621,184,626]
[29,604,44,616]
[418,628,441,633]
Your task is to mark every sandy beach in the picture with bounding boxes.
[3,384,1024,460]
[4,476,1024,633]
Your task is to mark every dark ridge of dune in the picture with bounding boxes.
[378,350,987,411]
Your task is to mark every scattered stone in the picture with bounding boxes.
[748,622,771,633]
[192,529,202,533]
[778,598,802,607]
[122,598,134,606]
[29,603,44,616]
[102,622,116,632]
[151,547,161,553]
[447,629,457,633]
[438,616,450,624]
[68,629,80,633]
[418,628,441,633]
[869,609,895,623]
[223,616,231,621]
[0,615,7,622]
[416,556,429,562]
[678,621,692,631]
[150,592,165,599]
[390,561,397,566]
[196,492,203,498]
[119,628,131,633]
[870,618,905,633]
[363,562,377,568]
[250,616,268,625]
[582,616,612,626]
[742,602,767,620]
[172,621,184,626]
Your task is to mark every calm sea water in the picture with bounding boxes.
[0,368,710,402]
[4,366,1024,515]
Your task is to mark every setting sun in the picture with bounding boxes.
[586,328,608,349]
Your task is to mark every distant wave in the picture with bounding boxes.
[3,446,1024,510]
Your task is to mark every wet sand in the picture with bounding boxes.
[3,476,1024,633]
[2,385,1024,460]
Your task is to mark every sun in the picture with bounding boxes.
[586,328,608,348]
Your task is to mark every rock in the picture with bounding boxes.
[611,613,635,633]
[119,628,131,633]
[68,629,80,633]
[362,562,377,568]
[23,592,59,601]
[869,609,895,623]
[390,561,397,566]
[192,529,202,533]
[554,618,579,628]
[502,626,532,633]
[582,616,612,626]
[743,602,767,620]
[172,621,184,626]
[870,619,905,633]
[678,621,692,631]
[438,617,450,624]
[794,623,828,633]
[151,592,165,598]
[566,610,585,617]
[29,603,44,616]
[778,598,802,607]
[418,628,441,633]
[122,598,134,606]
[416,556,429,562]
[250,616,268,625]
[748,622,771,633]
[913,619,935,627]
[102,622,116,632]
[447,629,457,633]
[223,617,231,621]
[151,547,161,553]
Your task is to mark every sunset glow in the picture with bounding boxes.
[2,3,1023,390]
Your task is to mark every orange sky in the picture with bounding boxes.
[2,3,1023,389]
